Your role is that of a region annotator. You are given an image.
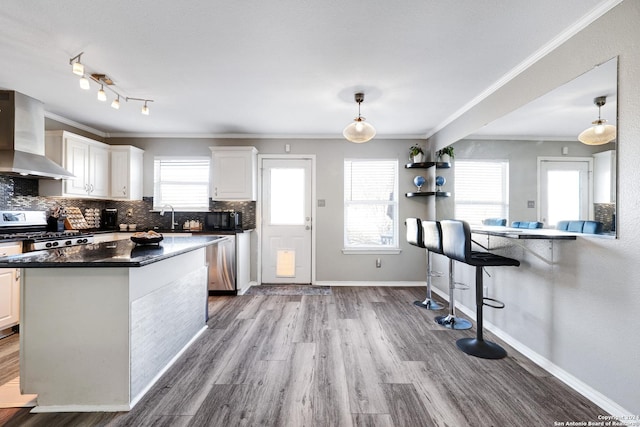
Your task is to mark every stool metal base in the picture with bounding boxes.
[434,314,472,330]
[413,299,444,310]
[456,338,507,359]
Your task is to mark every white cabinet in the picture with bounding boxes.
[235,231,251,293]
[110,146,144,200]
[210,146,258,200]
[0,242,21,330]
[593,150,616,203]
[40,131,110,198]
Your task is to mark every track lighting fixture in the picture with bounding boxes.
[578,96,616,145]
[69,52,154,116]
[343,92,376,143]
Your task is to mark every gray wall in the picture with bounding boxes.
[429,0,639,415]
[437,138,613,222]
[108,136,435,282]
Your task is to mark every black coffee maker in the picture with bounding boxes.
[101,209,118,230]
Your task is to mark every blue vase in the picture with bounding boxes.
[435,176,446,191]
[413,175,426,192]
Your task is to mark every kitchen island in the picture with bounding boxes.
[0,235,222,413]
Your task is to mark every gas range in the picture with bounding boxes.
[0,210,94,252]
[21,231,94,252]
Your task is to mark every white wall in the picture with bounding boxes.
[429,0,639,415]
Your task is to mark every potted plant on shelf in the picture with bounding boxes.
[410,144,425,163]
[436,146,454,163]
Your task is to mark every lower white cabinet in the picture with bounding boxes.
[0,243,22,330]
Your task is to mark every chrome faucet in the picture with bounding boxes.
[159,204,177,230]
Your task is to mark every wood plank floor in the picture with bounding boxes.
[0,287,605,426]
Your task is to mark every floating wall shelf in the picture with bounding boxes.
[405,191,451,198]
[405,161,452,198]
[404,161,451,169]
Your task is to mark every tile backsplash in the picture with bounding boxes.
[0,176,256,230]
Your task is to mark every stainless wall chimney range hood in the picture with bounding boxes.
[0,90,75,180]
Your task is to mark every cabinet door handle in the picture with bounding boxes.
[122,186,127,195]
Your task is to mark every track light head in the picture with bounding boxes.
[97,85,107,101]
[70,52,85,76]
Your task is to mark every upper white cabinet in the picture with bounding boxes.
[40,131,110,198]
[593,150,616,203]
[110,145,144,200]
[210,146,258,200]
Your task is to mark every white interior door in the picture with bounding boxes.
[539,158,591,227]
[261,158,313,284]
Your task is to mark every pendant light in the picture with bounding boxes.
[343,92,376,143]
[578,96,616,145]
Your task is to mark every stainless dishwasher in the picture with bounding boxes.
[207,235,236,295]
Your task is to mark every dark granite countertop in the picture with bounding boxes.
[90,229,252,235]
[0,235,223,268]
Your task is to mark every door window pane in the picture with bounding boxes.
[270,168,305,225]
[547,170,580,225]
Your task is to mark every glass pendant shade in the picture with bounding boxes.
[111,97,120,109]
[97,85,107,101]
[578,119,616,145]
[343,117,376,143]
[72,61,84,76]
[578,96,616,145]
[79,76,90,90]
[141,103,150,115]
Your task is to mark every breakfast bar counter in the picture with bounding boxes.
[0,236,222,413]
[470,225,577,240]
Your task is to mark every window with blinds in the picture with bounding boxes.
[153,157,210,211]
[454,160,509,225]
[344,159,398,250]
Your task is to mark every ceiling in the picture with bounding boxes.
[0,0,619,139]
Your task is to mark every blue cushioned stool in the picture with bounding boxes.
[482,218,507,226]
[511,221,543,229]
[440,220,520,359]
[556,220,603,234]
[406,218,445,311]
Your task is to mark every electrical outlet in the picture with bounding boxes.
[376,258,382,268]
[126,208,133,217]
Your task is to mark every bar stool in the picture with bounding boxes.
[433,237,472,331]
[406,218,444,310]
[440,219,520,359]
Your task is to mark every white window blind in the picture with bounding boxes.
[455,160,509,225]
[153,157,210,211]
[344,159,398,249]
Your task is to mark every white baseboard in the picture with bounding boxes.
[314,281,424,287]
[237,281,257,295]
[430,287,632,417]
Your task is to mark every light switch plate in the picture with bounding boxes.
[317,199,326,207]
[527,200,535,208]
